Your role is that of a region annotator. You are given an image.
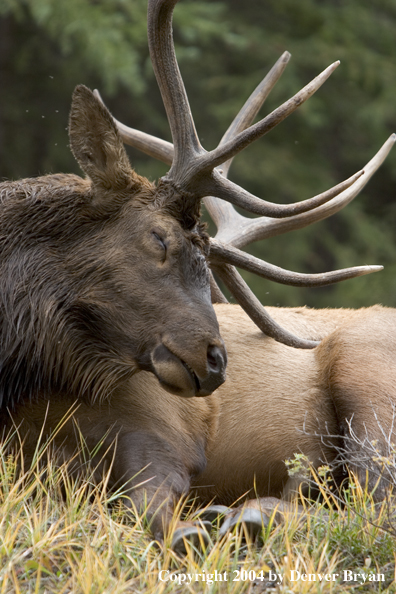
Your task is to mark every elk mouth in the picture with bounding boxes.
[150,343,225,398]
[179,360,201,393]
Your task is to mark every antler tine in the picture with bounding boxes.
[188,61,345,218]
[95,50,291,179]
[209,240,383,287]
[204,51,291,235]
[147,0,204,176]
[200,61,339,175]
[207,137,393,336]
[203,59,392,347]
[212,263,319,349]
[158,58,344,218]
[220,51,292,177]
[117,124,174,166]
[219,134,396,248]
[203,53,366,241]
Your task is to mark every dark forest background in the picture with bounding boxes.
[0,0,395,309]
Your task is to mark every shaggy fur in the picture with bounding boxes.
[0,86,221,409]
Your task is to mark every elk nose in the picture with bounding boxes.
[207,344,226,373]
[197,344,227,396]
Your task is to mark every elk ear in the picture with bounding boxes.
[69,85,142,204]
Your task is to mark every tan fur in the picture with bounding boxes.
[6,302,395,538]
[194,304,335,503]
[193,304,393,503]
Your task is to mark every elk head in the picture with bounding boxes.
[0,84,229,407]
[67,85,228,399]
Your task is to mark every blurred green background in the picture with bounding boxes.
[0,0,395,309]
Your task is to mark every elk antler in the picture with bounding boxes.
[199,62,393,348]
[145,0,350,218]
[94,0,395,349]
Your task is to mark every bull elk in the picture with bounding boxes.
[1,0,396,553]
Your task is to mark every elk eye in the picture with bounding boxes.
[151,230,167,256]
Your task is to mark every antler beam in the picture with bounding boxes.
[147,0,204,174]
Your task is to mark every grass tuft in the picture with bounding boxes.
[0,444,395,593]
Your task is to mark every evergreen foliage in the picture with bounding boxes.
[0,0,395,308]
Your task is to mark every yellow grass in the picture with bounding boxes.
[0,446,395,593]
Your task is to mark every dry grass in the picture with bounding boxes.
[0,444,395,594]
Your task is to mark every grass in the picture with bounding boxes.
[0,446,395,593]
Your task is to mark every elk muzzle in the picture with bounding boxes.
[151,342,227,397]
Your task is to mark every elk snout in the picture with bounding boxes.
[201,344,227,394]
[151,342,227,398]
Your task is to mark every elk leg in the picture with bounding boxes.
[317,311,396,502]
[4,402,212,553]
[108,430,211,550]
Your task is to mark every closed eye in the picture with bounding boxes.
[152,230,168,260]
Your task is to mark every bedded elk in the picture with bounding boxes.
[1,0,396,552]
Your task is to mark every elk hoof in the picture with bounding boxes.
[219,508,270,541]
[171,522,211,556]
[196,505,231,524]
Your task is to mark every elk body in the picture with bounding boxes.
[4,302,396,546]
[1,0,396,551]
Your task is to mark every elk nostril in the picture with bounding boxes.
[207,345,225,373]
